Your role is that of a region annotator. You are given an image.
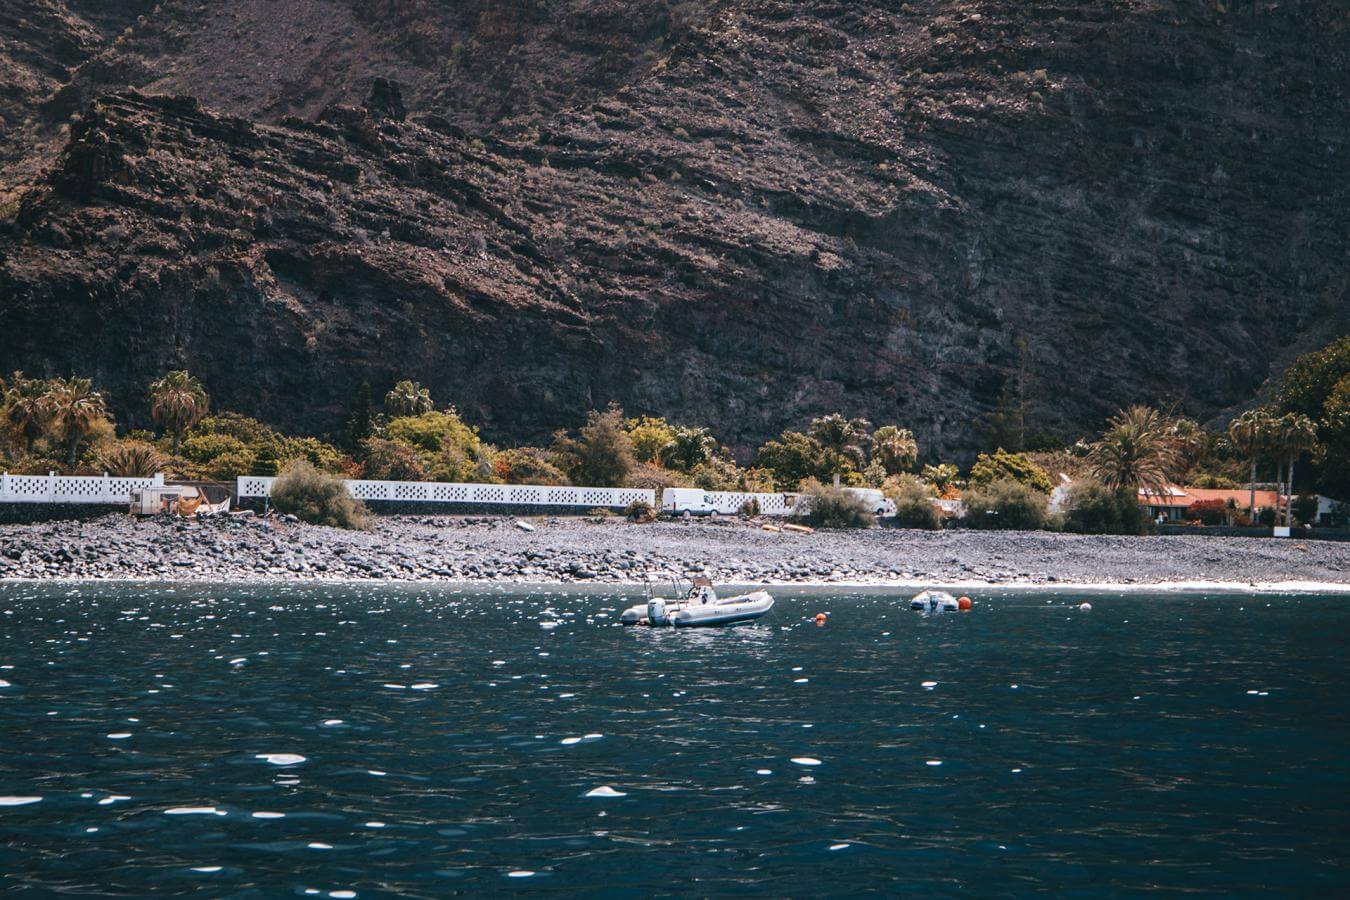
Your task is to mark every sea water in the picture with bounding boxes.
[0,582,1346,895]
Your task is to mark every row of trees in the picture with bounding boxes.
[3,336,1344,530]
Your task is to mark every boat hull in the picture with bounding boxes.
[620,591,774,627]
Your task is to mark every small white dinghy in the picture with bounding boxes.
[621,576,774,628]
[910,590,959,612]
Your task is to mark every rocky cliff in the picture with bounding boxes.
[1,0,1346,458]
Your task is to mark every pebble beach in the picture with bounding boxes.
[0,513,1344,588]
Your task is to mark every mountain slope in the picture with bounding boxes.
[1,0,1345,457]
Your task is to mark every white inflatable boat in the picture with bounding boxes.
[621,577,774,627]
[910,590,959,612]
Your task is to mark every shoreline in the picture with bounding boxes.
[1,512,1345,592]
[2,575,1348,595]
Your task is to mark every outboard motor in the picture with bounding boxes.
[647,598,668,626]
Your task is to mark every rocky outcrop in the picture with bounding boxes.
[0,1,1345,459]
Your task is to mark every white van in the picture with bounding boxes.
[844,487,895,518]
[661,487,722,518]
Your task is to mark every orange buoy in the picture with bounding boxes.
[957,596,973,611]
[815,612,828,626]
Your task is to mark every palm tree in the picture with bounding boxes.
[98,441,165,477]
[809,413,871,483]
[1226,409,1273,520]
[149,370,210,456]
[385,380,434,417]
[1088,405,1180,501]
[871,425,919,475]
[2,372,50,454]
[43,377,108,467]
[1269,413,1319,526]
[658,425,718,471]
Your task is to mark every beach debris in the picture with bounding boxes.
[515,520,536,532]
[781,523,814,535]
[761,524,782,532]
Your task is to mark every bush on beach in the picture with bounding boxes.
[796,481,874,529]
[1062,479,1152,534]
[961,478,1048,530]
[883,473,941,530]
[269,461,370,530]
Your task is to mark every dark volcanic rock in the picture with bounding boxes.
[0,1,1346,458]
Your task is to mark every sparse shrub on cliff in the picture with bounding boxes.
[962,478,1049,530]
[796,480,874,529]
[269,460,369,530]
[1063,479,1152,534]
[969,448,1053,494]
[97,441,164,478]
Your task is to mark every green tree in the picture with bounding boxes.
[755,431,824,491]
[97,441,164,478]
[1087,406,1179,500]
[1268,412,1320,527]
[870,425,919,475]
[551,404,634,487]
[962,479,1049,530]
[808,414,872,475]
[384,380,434,417]
[2,372,49,454]
[149,370,210,456]
[624,416,676,464]
[344,382,374,452]
[1274,337,1350,500]
[1274,335,1350,419]
[44,377,110,467]
[969,447,1053,493]
[360,437,429,481]
[920,463,960,495]
[1226,408,1274,519]
[492,447,569,485]
[386,410,480,456]
[659,425,718,471]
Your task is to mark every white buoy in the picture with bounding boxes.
[1079,602,1092,611]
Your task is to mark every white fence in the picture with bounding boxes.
[0,472,165,504]
[237,476,655,510]
[665,489,801,516]
[661,488,897,518]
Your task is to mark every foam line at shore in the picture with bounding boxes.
[4,576,1347,595]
